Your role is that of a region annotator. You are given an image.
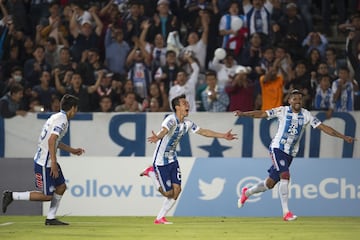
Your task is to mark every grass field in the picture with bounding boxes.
[0,216,359,240]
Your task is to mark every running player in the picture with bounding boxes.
[234,89,356,221]
[141,94,237,224]
[2,94,85,225]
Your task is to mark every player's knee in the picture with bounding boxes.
[280,172,290,180]
[265,178,276,189]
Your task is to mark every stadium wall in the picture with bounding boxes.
[0,112,359,158]
[1,157,359,217]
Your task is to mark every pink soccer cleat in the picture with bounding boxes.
[237,187,248,208]
[139,166,154,177]
[283,211,297,221]
[154,217,173,224]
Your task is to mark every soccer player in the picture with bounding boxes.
[2,94,85,225]
[234,89,356,221]
[141,94,237,224]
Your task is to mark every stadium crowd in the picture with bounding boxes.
[0,0,359,118]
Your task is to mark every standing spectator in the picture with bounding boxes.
[225,65,255,111]
[54,71,102,112]
[123,1,145,47]
[259,63,284,110]
[325,47,345,81]
[201,70,229,112]
[114,91,142,112]
[154,50,180,94]
[44,37,63,68]
[183,9,210,71]
[313,74,334,118]
[23,45,52,88]
[53,47,76,84]
[78,48,106,85]
[219,1,248,59]
[209,50,239,88]
[32,70,58,111]
[169,52,200,112]
[302,32,328,59]
[69,5,103,62]
[104,24,130,76]
[147,82,170,112]
[243,0,273,45]
[0,83,27,118]
[330,66,358,114]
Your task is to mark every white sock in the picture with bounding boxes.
[12,192,30,200]
[156,198,176,220]
[247,180,268,197]
[279,179,289,215]
[47,193,62,220]
[148,171,161,191]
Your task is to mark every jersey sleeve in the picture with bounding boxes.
[187,119,200,133]
[304,109,322,128]
[161,115,175,130]
[265,106,284,120]
[50,116,66,136]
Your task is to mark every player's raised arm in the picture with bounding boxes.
[147,127,169,143]
[316,123,357,143]
[233,110,268,118]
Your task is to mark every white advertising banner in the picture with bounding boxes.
[1,112,359,158]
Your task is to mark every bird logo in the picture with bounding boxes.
[198,178,226,200]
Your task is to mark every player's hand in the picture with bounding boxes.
[50,161,59,178]
[224,129,238,140]
[344,136,357,144]
[72,148,85,156]
[233,110,243,117]
[147,131,159,143]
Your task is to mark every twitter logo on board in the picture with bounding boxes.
[198,178,226,200]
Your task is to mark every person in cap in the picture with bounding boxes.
[234,89,356,221]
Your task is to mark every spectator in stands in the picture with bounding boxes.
[272,2,306,61]
[53,47,76,83]
[114,91,142,112]
[313,74,334,118]
[96,95,114,112]
[209,50,239,88]
[104,24,130,76]
[23,45,52,88]
[69,5,103,62]
[44,37,63,68]
[243,0,273,45]
[201,70,229,112]
[302,31,328,59]
[324,47,344,80]
[1,45,22,81]
[93,71,121,109]
[153,50,180,94]
[126,38,152,102]
[182,9,210,71]
[239,32,262,69]
[225,65,255,111]
[330,66,358,114]
[123,1,145,47]
[259,63,284,110]
[218,1,248,60]
[146,82,170,112]
[255,46,274,76]
[169,52,200,112]
[32,70,58,111]
[78,48,106,85]
[0,83,27,118]
[346,30,360,109]
[39,1,69,47]
[147,0,180,44]
[54,70,103,112]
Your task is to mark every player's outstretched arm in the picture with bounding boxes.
[233,110,268,118]
[197,128,238,140]
[147,127,169,143]
[317,123,357,143]
[58,142,85,155]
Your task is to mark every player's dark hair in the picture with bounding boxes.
[60,94,79,111]
[171,94,186,112]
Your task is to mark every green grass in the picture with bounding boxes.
[0,216,359,240]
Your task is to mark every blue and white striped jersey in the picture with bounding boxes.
[34,111,69,167]
[265,106,321,157]
[153,114,200,166]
